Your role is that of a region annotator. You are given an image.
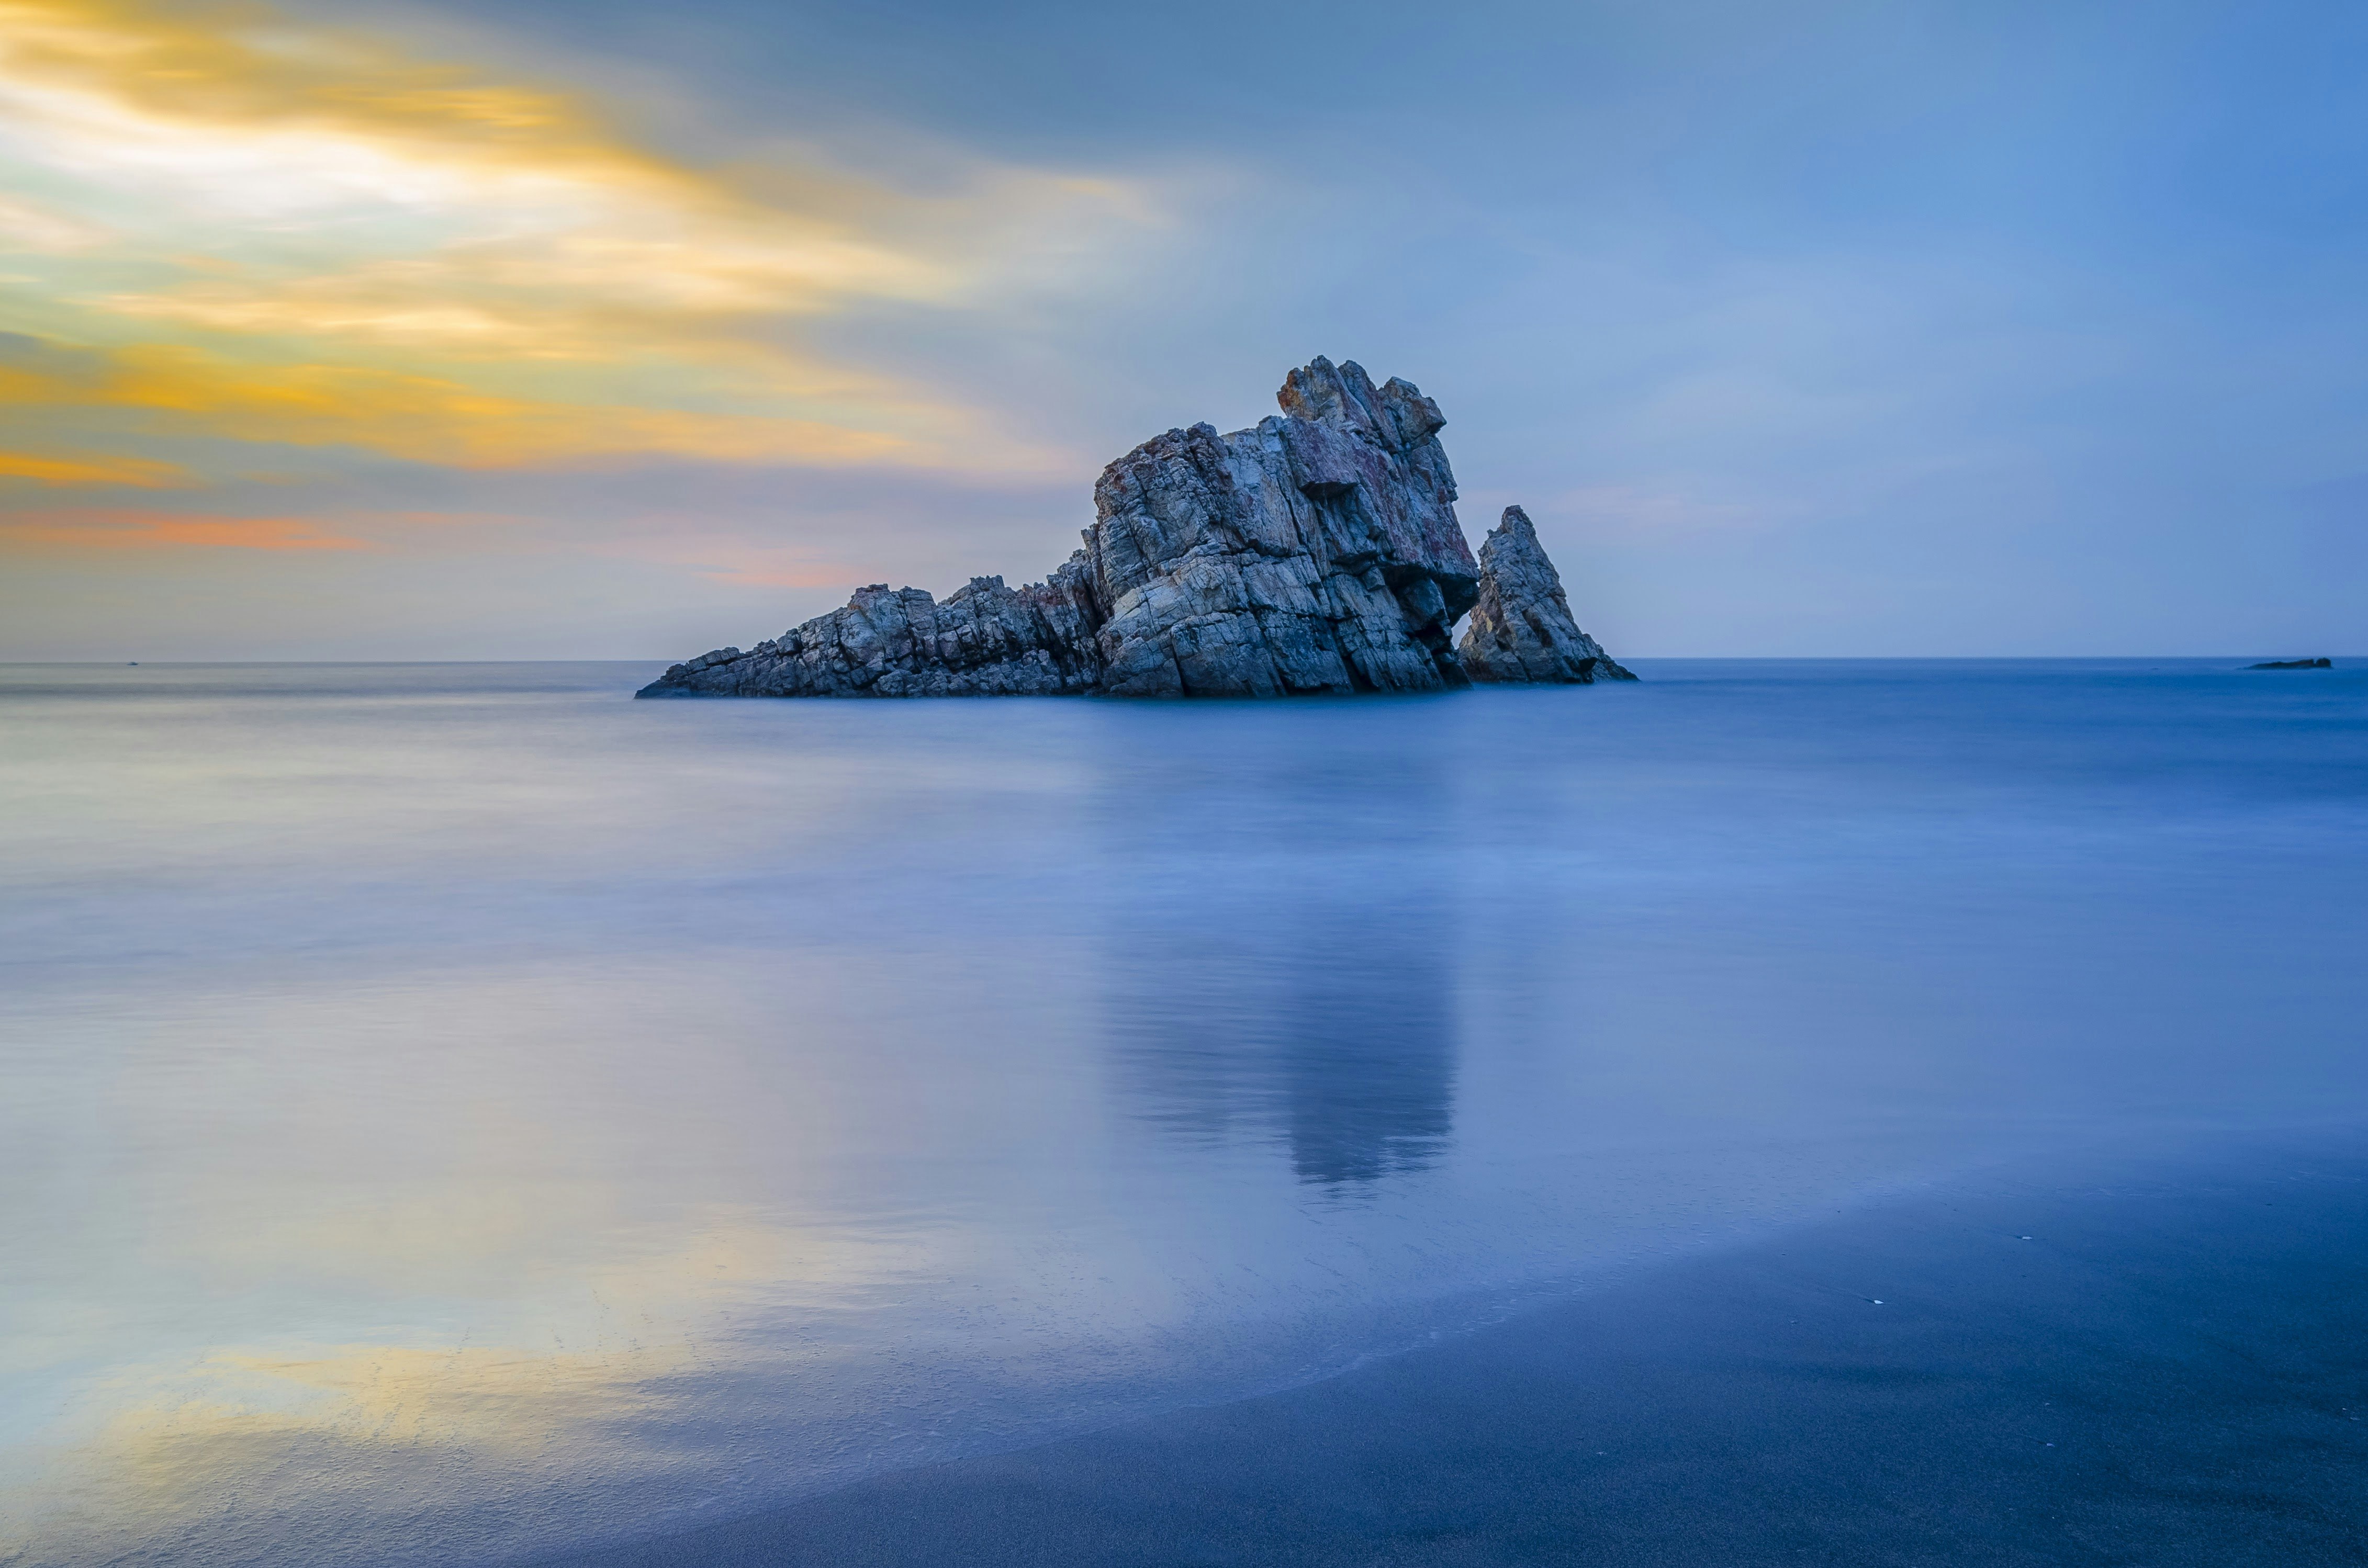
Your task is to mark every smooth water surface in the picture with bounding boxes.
[3,660,2364,1565]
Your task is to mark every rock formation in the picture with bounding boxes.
[647,567,1101,699]
[1456,506,1637,684]
[638,357,1630,699]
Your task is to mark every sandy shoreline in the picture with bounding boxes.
[537,1133,2368,1567]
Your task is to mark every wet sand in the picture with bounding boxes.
[542,1136,2368,1567]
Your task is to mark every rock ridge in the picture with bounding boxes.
[638,357,1630,699]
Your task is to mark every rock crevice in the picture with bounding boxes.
[638,358,1629,699]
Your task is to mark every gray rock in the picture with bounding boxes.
[638,359,1627,699]
[1086,357,1478,697]
[1456,506,1636,684]
[639,563,1101,698]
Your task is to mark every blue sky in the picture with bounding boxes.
[2,0,2361,657]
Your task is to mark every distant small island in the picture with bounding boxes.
[638,357,1633,699]
[2248,657,2333,670]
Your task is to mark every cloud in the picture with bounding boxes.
[0,446,181,484]
[0,0,1148,498]
[0,338,948,468]
[0,187,104,249]
[2,507,369,550]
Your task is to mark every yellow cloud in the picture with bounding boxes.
[0,0,955,324]
[1,340,924,468]
[0,0,724,193]
[95,229,951,358]
[0,0,1144,480]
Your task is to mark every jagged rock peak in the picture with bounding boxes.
[1081,357,1478,697]
[1277,356,1447,454]
[636,360,1634,700]
[1457,506,1637,685]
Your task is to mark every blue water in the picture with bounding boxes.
[2,659,2363,1565]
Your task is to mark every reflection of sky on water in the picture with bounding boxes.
[5,661,2367,1565]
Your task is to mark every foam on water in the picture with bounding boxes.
[2,659,2363,1564]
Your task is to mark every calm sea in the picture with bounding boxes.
[3,659,2363,1565]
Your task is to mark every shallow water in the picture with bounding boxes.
[3,659,2363,1565]
[546,1135,2368,1567]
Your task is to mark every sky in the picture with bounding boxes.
[1,0,2362,659]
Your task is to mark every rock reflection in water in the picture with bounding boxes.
[1107,894,1456,1187]
[1099,721,1460,1188]
[1278,938,1455,1185]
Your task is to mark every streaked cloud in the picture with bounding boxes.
[1,507,368,549]
[0,340,928,468]
[0,446,181,484]
[0,0,1147,545]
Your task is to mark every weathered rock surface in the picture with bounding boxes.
[1085,358,1478,697]
[642,561,1101,698]
[1456,506,1636,685]
[637,358,1631,699]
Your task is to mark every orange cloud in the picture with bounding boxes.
[1,508,368,550]
[0,447,183,485]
